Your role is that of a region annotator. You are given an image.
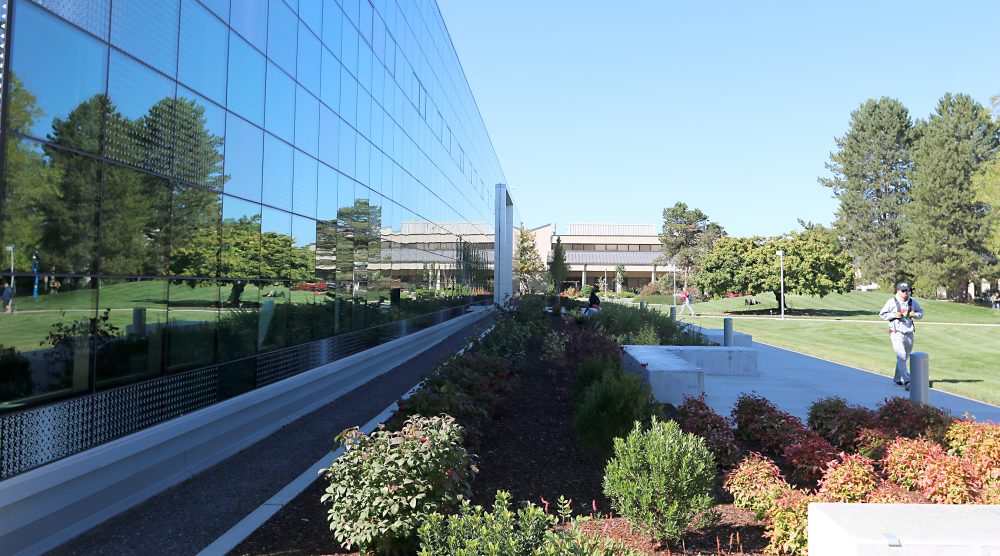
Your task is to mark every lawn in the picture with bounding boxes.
[682,314,1000,408]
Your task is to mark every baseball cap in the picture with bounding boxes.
[896,282,910,292]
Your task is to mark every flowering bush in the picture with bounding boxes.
[855,427,893,463]
[604,418,718,545]
[764,489,815,556]
[884,436,978,503]
[783,430,839,485]
[884,436,944,490]
[676,395,740,468]
[877,397,953,441]
[723,453,792,520]
[322,415,475,554]
[944,418,1000,483]
[817,454,879,503]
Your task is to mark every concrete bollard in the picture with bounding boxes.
[639,301,647,310]
[132,307,146,337]
[723,318,733,347]
[669,306,676,321]
[910,352,929,405]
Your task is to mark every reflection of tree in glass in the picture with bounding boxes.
[336,198,381,292]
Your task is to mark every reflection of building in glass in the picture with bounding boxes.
[532,224,675,291]
[0,0,505,477]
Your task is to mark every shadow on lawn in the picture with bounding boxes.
[930,379,984,387]
[722,308,873,318]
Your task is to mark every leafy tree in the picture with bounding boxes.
[658,202,725,287]
[549,237,568,308]
[820,97,914,290]
[513,224,544,293]
[694,226,854,309]
[903,93,999,300]
[973,94,1000,268]
[615,263,627,292]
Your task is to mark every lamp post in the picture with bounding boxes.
[31,251,39,301]
[776,249,785,320]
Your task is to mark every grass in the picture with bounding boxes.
[677,309,1000,407]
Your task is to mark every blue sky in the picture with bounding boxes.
[437,1,1000,237]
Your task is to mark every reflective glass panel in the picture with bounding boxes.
[293,150,317,217]
[223,113,263,201]
[110,0,180,76]
[339,69,357,126]
[221,195,261,279]
[179,0,228,104]
[175,88,226,190]
[95,277,168,388]
[101,165,171,276]
[297,23,321,94]
[318,105,340,166]
[227,33,266,125]
[229,0,267,50]
[265,64,296,142]
[166,279,218,372]
[338,123,356,177]
[341,23,359,76]
[267,0,297,76]
[261,206,291,280]
[322,2,342,59]
[295,87,319,157]
[2,138,99,275]
[218,283,258,359]
[29,0,110,39]
[200,0,229,21]
[10,2,107,151]
[261,133,293,210]
[170,183,222,279]
[106,51,176,174]
[320,49,341,112]
[299,0,321,34]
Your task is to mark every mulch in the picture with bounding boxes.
[233,314,770,555]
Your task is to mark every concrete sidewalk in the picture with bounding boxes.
[703,341,1000,422]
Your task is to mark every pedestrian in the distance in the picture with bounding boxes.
[2,281,12,313]
[992,290,1000,310]
[677,287,695,316]
[878,282,923,389]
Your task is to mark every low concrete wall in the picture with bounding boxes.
[685,324,752,347]
[808,503,1000,555]
[664,346,758,376]
[0,308,491,556]
[622,346,704,406]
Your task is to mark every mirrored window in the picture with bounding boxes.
[179,0,228,104]
[341,23,359,77]
[316,165,339,220]
[170,183,222,278]
[110,0,180,76]
[221,195,261,279]
[297,23,321,94]
[338,123,356,178]
[299,0,321,33]
[101,165,171,276]
[293,150,318,217]
[95,277,168,387]
[258,280,288,351]
[265,64,296,142]
[230,0,267,50]
[10,2,107,151]
[200,0,229,21]
[292,214,317,279]
[223,113,263,201]
[2,138,99,275]
[227,33,266,125]
[322,2,342,59]
[261,206,291,280]
[175,88,226,189]
[267,0,297,76]
[217,283,258,359]
[339,69,357,126]
[321,49,342,112]
[295,87,320,157]
[29,0,110,39]
[318,105,340,166]
[166,279,219,372]
[262,133,293,210]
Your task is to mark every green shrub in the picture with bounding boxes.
[540,330,569,363]
[321,415,475,554]
[723,453,791,519]
[764,489,814,556]
[573,367,655,455]
[604,418,717,545]
[417,490,638,556]
[571,356,618,403]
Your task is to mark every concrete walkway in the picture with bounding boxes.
[703,340,1000,422]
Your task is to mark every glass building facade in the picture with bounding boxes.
[0,0,507,476]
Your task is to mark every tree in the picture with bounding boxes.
[903,93,999,300]
[513,224,545,293]
[549,237,568,308]
[614,263,627,292]
[658,202,724,287]
[694,226,854,309]
[973,94,1000,269]
[820,97,914,290]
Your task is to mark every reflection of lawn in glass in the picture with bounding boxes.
[0,281,326,353]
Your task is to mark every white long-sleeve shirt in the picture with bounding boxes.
[879,295,923,334]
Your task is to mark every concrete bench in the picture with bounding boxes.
[622,346,704,406]
[808,503,1000,555]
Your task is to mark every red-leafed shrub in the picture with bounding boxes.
[807,396,850,439]
[944,419,1000,482]
[723,453,792,519]
[866,480,922,504]
[561,327,622,376]
[980,479,1000,504]
[856,427,893,463]
[676,395,739,468]
[884,436,978,503]
[807,398,879,452]
[732,394,805,453]
[764,489,814,556]
[783,430,839,485]
[877,397,953,441]
[884,437,944,490]
[818,454,879,503]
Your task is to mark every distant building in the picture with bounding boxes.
[532,223,676,292]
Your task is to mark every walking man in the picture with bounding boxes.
[677,287,695,316]
[878,282,923,388]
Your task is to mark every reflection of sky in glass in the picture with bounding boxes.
[261,206,290,236]
[223,113,263,201]
[230,0,267,50]
[321,49,342,111]
[31,0,110,39]
[316,165,339,220]
[297,23,321,94]
[267,0,297,76]
[295,87,319,156]
[222,195,261,223]
[227,34,265,125]
[322,2,342,58]
[199,0,229,22]
[292,215,316,248]
[109,50,175,121]
[179,0,228,104]
[293,150,317,218]
[262,134,293,210]
[299,0,321,34]
[265,64,295,142]
[318,106,340,166]
[110,0,179,76]
[11,1,107,141]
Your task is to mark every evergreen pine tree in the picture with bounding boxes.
[513,224,544,293]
